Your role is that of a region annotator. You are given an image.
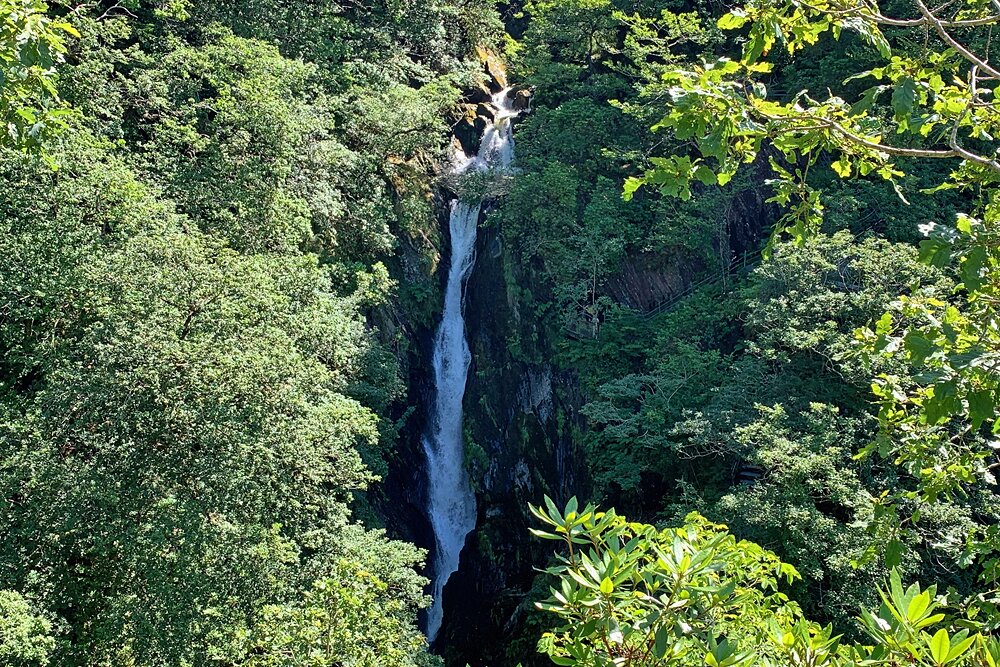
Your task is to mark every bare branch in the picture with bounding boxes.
[915,0,1000,78]
[753,101,1000,174]
[945,92,1000,172]
[795,0,1000,28]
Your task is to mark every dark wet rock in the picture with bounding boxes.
[453,105,490,155]
[476,102,496,121]
[511,89,531,111]
[466,82,493,105]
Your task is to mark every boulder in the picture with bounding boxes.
[475,45,508,91]
[505,84,533,111]
[466,82,493,105]
[452,105,489,155]
[476,102,496,122]
[511,88,532,111]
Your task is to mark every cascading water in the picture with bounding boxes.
[422,89,518,643]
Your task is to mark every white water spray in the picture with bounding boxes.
[423,90,517,643]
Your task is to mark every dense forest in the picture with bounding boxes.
[1,0,998,666]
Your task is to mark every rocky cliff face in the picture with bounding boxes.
[604,182,771,311]
[431,186,772,667]
[435,222,589,667]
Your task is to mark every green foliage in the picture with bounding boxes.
[497,0,1000,663]
[594,0,1000,636]
[851,197,1000,587]
[0,0,503,660]
[631,0,1000,246]
[0,591,55,667]
[576,232,987,625]
[581,232,940,480]
[499,0,736,330]
[714,404,877,624]
[530,498,1000,667]
[193,0,501,80]
[62,18,442,260]
[228,549,438,667]
[859,202,1000,497]
[0,130,421,664]
[128,33,337,254]
[531,497,802,667]
[744,232,947,380]
[0,0,77,155]
[626,0,1000,596]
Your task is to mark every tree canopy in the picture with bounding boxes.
[4,0,1000,664]
[0,0,498,663]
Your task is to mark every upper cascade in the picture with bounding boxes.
[453,88,518,174]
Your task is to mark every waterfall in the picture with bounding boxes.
[422,89,517,643]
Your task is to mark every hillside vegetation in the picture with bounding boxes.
[1,0,998,665]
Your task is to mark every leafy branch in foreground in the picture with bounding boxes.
[625,0,1000,242]
[1,0,77,155]
[850,199,1000,583]
[530,497,1000,667]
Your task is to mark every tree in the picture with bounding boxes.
[0,72,431,667]
[1,0,502,663]
[234,557,436,667]
[624,0,1000,598]
[0,130,408,663]
[1,0,77,154]
[576,232,986,623]
[626,0,1000,241]
[500,0,754,335]
[0,591,54,667]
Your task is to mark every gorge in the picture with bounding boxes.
[4,2,997,667]
[422,88,518,643]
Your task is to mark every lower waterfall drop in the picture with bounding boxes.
[422,89,518,643]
